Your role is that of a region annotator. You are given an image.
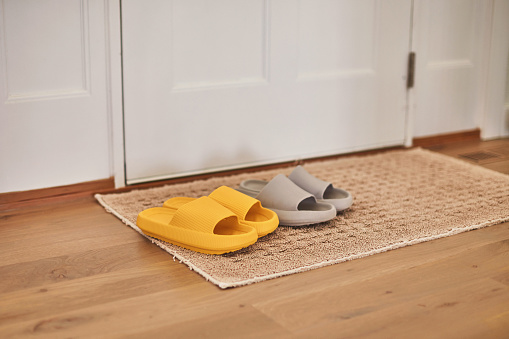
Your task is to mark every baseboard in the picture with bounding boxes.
[412,129,481,148]
[0,178,115,210]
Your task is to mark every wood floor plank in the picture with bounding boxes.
[0,262,204,327]
[0,198,120,241]
[0,283,230,338]
[127,305,293,339]
[484,160,509,174]
[0,230,142,267]
[293,278,509,339]
[0,199,144,266]
[251,238,509,337]
[0,241,172,294]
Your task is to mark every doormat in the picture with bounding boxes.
[95,148,509,289]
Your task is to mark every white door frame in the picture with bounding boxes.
[106,0,126,188]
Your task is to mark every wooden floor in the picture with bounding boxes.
[1,139,509,338]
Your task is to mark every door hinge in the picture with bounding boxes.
[407,52,416,89]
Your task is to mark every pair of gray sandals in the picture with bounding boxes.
[237,166,353,226]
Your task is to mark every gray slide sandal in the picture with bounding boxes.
[238,174,336,226]
[288,165,353,211]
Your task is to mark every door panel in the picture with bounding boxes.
[298,0,376,76]
[122,0,411,184]
[172,0,268,90]
[412,0,487,137]
[3,0,88,98]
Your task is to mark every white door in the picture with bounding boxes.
[0,0,111,193]
[411,0,489,137]
[122,0,412,184]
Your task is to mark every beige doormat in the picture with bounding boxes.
[95,148,509,288]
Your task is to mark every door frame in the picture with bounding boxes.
[106,0,126,188]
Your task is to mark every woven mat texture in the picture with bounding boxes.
[96,149,509,288]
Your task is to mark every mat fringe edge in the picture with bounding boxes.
[94,193,509,289]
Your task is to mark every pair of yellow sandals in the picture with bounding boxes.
[136,186,279,255]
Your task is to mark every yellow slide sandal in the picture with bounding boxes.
[163,186,279,237]
[137,196,258,254]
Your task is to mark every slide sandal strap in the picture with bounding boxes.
[172,196,237,234]
[209,186,261,220]
[256,174,314,211]
[289,165,331,199]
